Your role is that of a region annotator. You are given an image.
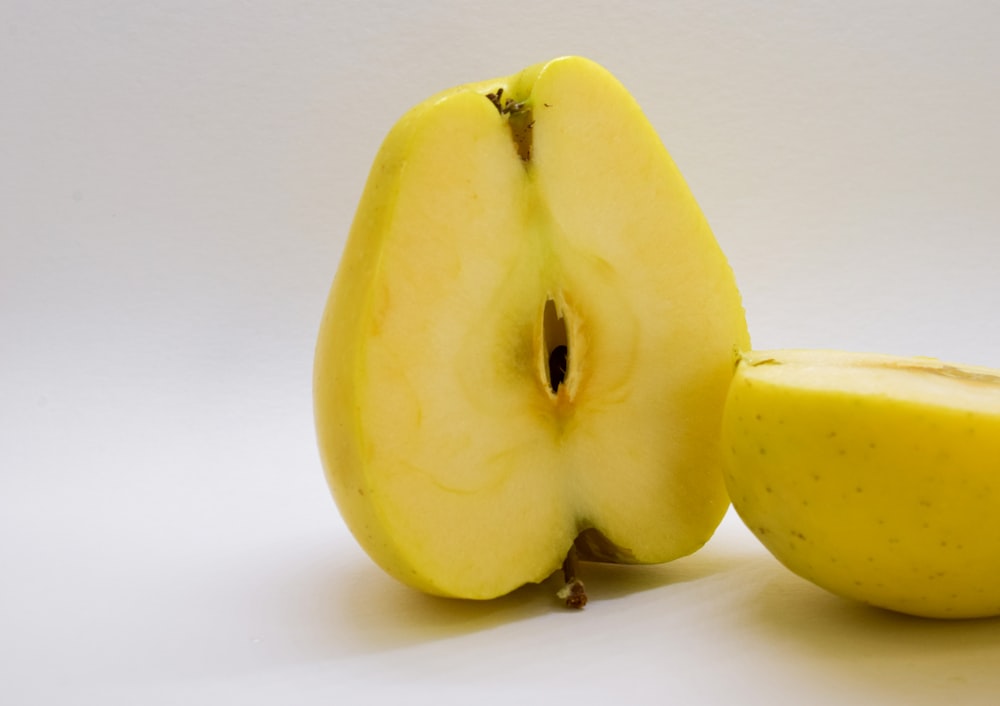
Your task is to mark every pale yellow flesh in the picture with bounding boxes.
[723,350,1000,618]
[315,57,748,599]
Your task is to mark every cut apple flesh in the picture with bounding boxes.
[723,350,1000,618]
[315,57,748,599]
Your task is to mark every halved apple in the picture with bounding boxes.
[723,350,1000,618]
[314,56,749,602]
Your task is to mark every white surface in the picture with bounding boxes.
[3,2,1000,704]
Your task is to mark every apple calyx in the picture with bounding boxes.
[484,86,533,161]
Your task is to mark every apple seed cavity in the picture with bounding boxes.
[549,346,568,393]
[542,298,570,396]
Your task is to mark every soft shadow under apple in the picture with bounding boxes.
[324,537,753,653]
[737,565,1000,700]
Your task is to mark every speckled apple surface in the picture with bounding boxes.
[723,350,1000,618]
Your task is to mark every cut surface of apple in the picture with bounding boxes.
[723,349,1000,618]
[315,56,749,600]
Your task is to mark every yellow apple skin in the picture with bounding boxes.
[315,56,749,599]
[723,350,1000,618]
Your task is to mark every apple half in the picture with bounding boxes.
[315,56,749,602]
[723,350,1000,618]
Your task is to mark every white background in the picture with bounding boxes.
[4,1,1000,704]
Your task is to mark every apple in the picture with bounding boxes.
[722,349,1000,618]
[314,56,749,603]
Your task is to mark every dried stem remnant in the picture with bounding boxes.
[557,547,588,609]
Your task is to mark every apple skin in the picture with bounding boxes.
[723,350,1000,618]
[315,56,749,600]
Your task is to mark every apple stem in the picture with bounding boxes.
[557,547,588,609]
